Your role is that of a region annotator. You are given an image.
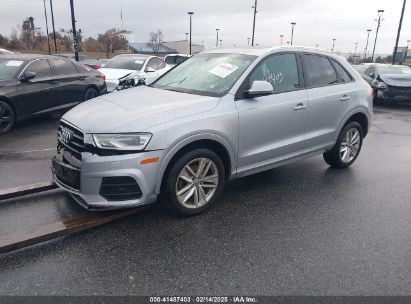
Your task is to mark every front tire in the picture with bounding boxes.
[161,149,226,216]
[0,101,15,134]
[323,121,363,168]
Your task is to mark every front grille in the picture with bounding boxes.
[99,177,143,201]
[57,121,85,161]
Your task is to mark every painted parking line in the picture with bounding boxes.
[0,148,55,155]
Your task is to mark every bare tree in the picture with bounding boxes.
[147,30,163,53]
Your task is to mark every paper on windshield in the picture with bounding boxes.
[209,62,239,78]
[6,60,24,67]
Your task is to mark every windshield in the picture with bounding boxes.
[0,59,24,80]
[152,53,257,97]
[378,66,411,75]
[104,57,146,70]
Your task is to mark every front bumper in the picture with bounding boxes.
[52,150,164,210]
[376,87,411,101]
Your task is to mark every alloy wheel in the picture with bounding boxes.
[175,158,219,209]
[340,128,360,163]
[0,102,14,133]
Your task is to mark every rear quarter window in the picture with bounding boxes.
[331,60,353,83]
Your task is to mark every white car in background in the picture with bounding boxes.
[99,54,170,92]
[0,48,14,54]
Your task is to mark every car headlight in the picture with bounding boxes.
[93,133,152,151]
[373,80,387,89]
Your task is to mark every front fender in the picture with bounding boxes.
[154,132,236,194]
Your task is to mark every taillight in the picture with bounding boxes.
[94,64,101,70]
[100,74,106,80]
[371,87,376,98]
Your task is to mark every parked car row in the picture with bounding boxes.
[0,52,185,134]
[354,63,411,102]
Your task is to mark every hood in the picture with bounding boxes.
[379,74,411,87]
[62,86,220,133]
[98,68,141,80]
[0,79,17,87]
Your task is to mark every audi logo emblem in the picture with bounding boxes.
[60,127,72,144]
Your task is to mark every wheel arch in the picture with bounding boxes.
[0,96,17,119]
[154,133,236,194]
[337,108,370,139]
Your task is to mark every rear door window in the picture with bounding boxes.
[302,54,338,87]
[52,59,78,75]
[25,59,53,78]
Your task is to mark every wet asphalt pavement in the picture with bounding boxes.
[0,106,410,295]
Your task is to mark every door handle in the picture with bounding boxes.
[49,80,59,85]
[340,95,350,102]
[78,76,86,81]
[293,103,307,111]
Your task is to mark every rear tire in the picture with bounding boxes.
[160,149,226,216]
[84,87,99,101]
[0,101,15,134]
[323,121,363,168]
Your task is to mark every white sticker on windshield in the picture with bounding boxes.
[208,62,239,78]
[134,60,145,64]
[6,60,24,67]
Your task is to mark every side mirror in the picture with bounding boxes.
[145,67,155,73]
[246,80,273,98]
[20,71,36,81]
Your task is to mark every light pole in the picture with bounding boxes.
[185,32,188,41]
[216,29,220,47]
[290,22,296,45]
[331,38,336,53]
[188,12,194,55]
[49,0,57,53]
[220,39,222,47]
[247,37,250,46]
[353,42,358,64]
[364,29,372,60]
[42,0,51,54]
[371,9,384,62]
[251,0,257,46]
[69,0,79,61]
[393,0,407,64]
[280,34,283,45]
[316,44,319,48]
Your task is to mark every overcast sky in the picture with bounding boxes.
[0,0,409,55]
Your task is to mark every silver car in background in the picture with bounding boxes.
[52,46,373,215]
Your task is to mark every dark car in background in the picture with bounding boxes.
[358,63,411,102]
[0,54,106,134]
[56,53,109,70]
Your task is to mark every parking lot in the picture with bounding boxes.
[0,104,410,295]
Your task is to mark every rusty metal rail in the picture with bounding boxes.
[0,182,57,201]
[0,208,140,254]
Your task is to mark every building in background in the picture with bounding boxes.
[128,40,204,56]
[393,46,410,64]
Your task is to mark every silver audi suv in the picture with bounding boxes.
[53,46,373,215]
